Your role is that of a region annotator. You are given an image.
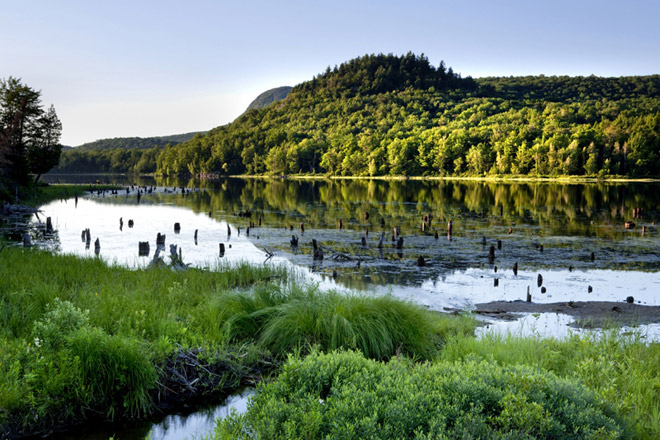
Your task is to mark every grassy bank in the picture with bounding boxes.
[0,247,472,438]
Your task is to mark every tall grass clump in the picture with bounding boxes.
[220,285,476,360]
[439,331,660,439]
[217,349,626,439]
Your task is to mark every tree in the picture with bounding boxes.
[0,77,62,191]
[28,105,62,186]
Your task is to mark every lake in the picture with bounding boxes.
[38,176,659,311]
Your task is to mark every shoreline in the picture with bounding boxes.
[461,300,660,329]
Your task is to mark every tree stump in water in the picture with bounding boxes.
[156,233,166,246]
[537,273,543,288]
[396,236,404,250]
[174,222,181,233]
[312,239,323,260]
[138,241,150,256]
[513,261,518,276]
[488,245,495,263]
[417,256,426,267]
[94,238,100,255]
[219,243,225,257]
[497,239,502,250]
[46,217,53,233]
[128,219,134,228]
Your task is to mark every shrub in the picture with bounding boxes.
[218,350,626,439]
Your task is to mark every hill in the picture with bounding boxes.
[75,132,205,151]
[245,86,292,112]
[156,53,660,177]
[53,53,660,177]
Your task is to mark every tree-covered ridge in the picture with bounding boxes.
[479,74,660,102]
[52,53,660,178]
[74,131,204,151]
[293,53,476,98]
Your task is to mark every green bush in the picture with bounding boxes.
[218,350,626,439]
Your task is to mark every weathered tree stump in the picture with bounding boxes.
[94,238,100,255]
[494,278,499,287]
[590,251,595,261]
[338,219,343,229]
[128,219,134,228]
[227,225,231,237]
[194,229,198,241]
[527,286,532,302]
[361,236,367,246]
[312,239,323,260]
[300,222,304,233]
[513,261,518,276]
[138,241,150,256]
[174,222,181,233]
[588,285,593,293]
[537,273,543,288]
[434,230,439,240]
[157,233,166,246]
[393,226,400,240]
[377,232,385,249]
[417,256,426,267]
[541,286,547,294]
[290,235,298,247]
[488,245,495,263]
[219,243,225,257]
[46,217,53,233]
[447,220,453,236]
[497,239,502,250]
[396,236,404,250]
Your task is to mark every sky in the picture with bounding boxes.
[2,0,659,147]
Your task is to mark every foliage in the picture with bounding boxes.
[439,332,660,440]
[217,350,626,439]
[73,132,204,151]
[125,53,660,179]
[0,77,62,195]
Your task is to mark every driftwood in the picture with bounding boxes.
[264,248,274,262]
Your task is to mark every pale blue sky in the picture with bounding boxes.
[2,0,658,146]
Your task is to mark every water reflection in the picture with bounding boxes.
[34,176,660,305]
[42,389,252,440]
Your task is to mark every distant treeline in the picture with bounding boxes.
[54,53,660,177]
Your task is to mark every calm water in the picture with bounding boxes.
[38,176,660,307]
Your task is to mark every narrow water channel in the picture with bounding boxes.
[43,389,253,440]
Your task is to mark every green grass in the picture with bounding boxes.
[0,246,473,437]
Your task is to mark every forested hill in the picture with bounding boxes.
[56,53,660,177]
[75,132,205,151]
